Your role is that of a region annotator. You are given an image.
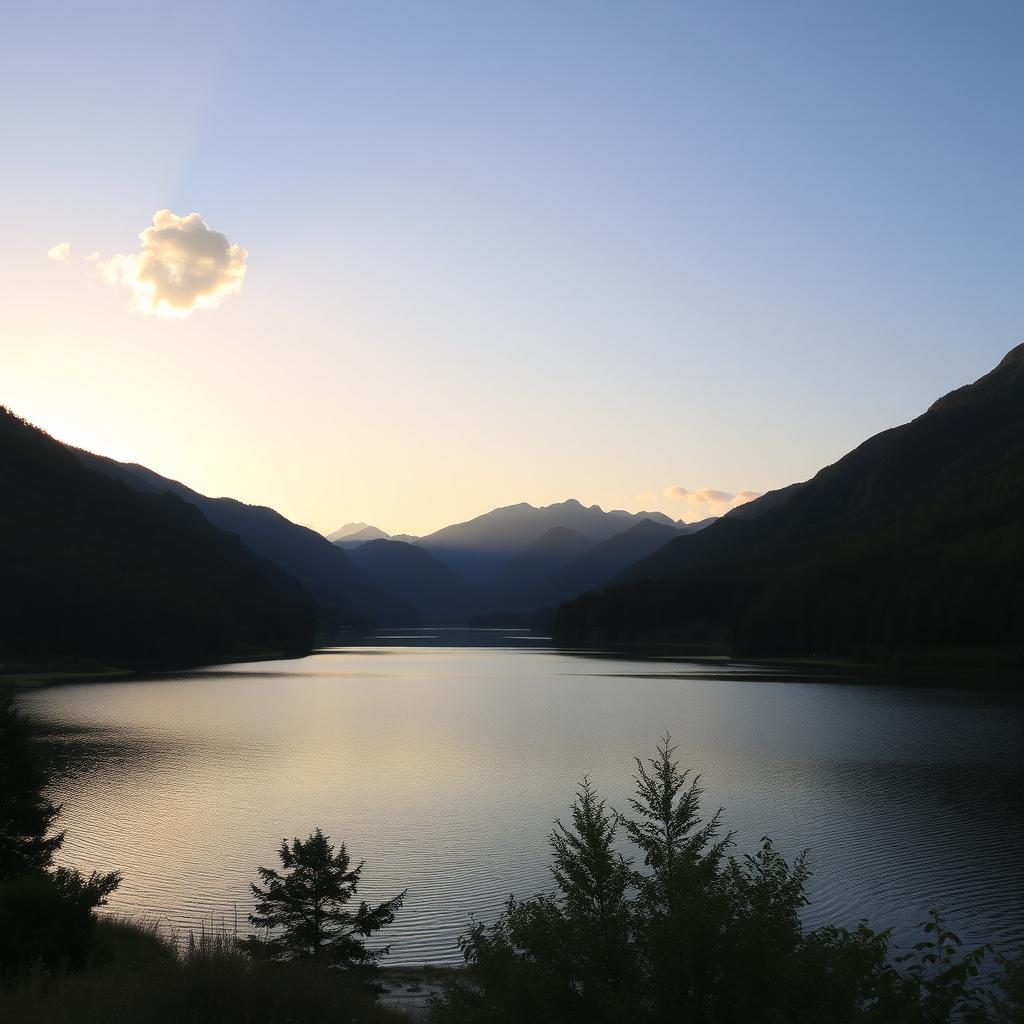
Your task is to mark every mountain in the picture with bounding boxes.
[483,526,596,612]
[328,523,390,544]
[417,499,681,584]
[0,407,314,670]
[722,482,805,521]
[547,518,695,601]
[555,346,1024,664]
[346,541,476,624]
[497,526,594,580]
[76,454,414,627]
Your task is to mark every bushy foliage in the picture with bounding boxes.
[0,694,120,975]
[0,694,64,881]
[0,868,120,973]
[241,828,407,969]
[0,917,408,1023]
[432,737,1021,1023]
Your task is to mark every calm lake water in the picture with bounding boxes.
[18,638,1024,966]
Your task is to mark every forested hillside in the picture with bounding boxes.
[0,408,315,670]
[555,346,1024,664]
[77,452,414,628]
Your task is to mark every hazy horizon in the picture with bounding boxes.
[3,1,1021,536]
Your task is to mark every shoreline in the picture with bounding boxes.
[5,638,1022,693]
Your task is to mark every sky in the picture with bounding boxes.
[1,1,1021,537]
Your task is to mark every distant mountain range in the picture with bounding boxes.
[312,500,712,624]
[72,446,706,629]
[414,498,695,583]
[555,345,1024,664]
[6,346,1018,666]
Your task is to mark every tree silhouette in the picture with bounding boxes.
[432,737,1018,1023]
[550,778,632,996]
[242,828,406,969]
[0,693,120,970]
[0,694,64,881]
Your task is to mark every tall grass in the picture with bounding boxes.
[0,915,411,1023]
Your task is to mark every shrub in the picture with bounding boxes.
[431,737,1013,1024]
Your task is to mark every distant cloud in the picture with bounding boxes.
[664,485,762,520]
[47,241,71,263]
[97,210,247,318]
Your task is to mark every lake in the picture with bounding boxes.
[18,637,1024,966]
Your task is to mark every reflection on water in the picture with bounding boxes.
[19,643,1024,966]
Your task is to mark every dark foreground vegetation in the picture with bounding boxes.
[0,407,315,671]
[2,695,1021,1022]
[555,345,1024,665]
[0,692,404,1022]
[431,739,1023,1023]
[0,919,408,1024]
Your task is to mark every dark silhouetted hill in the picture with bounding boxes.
[346,540,477,624]
[0,408,315,670]
[77,454,415,628]
[555,346,1024,664]
[545,518,695,603]
[481,526,595,612]
[721,482,805,521]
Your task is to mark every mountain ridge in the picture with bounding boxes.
[555,346,1024,663]
[75,453,416,627]
[0,408,315,669]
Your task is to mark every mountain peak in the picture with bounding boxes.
[328,523,389,543]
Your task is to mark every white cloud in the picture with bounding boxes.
[97,210,247,318]
[47,241,71,263]
[664,485,762,520]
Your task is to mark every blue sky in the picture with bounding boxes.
[2,1,1021,534]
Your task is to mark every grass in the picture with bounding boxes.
[0,917,413,1023]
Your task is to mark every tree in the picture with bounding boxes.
[435,779,634,1024]
[0,693,120,971]
[620,735,735,1018]
[0,693,65,881]
[550,777,632,986]
[242,828,406,969]
[431,738,1010,1024]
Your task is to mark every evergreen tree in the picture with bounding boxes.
[242,828,406,969]
[431,737,1014,1023]
[0,692,120,971]
[550,778,633,1010]
[0,694,64,880]
[435,779,634,1024]
[620,734,733,1019]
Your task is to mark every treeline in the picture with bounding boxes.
[555,346,1024,664]
[0,408,315,670]
[2,696,1021,1022]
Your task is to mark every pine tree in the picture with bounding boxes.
[0,694,65,881]
[0,693,120,970]
[550,777,634,1014]
[242,828,406,968]
[620,734,733,1018]
[621,734,731,880]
